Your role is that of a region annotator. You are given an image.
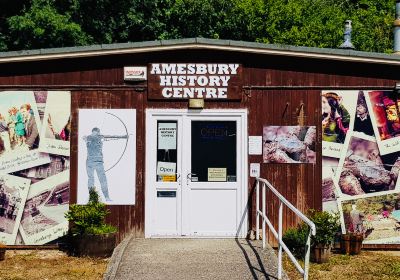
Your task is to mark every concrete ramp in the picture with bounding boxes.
[104,237,289,280]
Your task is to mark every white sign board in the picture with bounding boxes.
[124,66,147,81]
[158,123,177,150]
[157,162,176,175]
[248,136,263,155]
[250,163,260,178]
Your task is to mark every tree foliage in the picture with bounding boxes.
[0,0,397,52]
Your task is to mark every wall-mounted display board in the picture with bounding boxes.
[147,63,243,100]
[0,91,71,245]
[77,109,136,205]
[322,90,400,245]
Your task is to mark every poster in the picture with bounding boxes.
[208,168,227,182]
[263,126,316,163]
[0,90,71,246]
[335,132,400,197]
[77,109,136,205]
[0,91,50,174]
[158,122,177,150]
[0,174,30,245]
[322,91,358,158]
[322,89,400,244]
[19,171,69,245]
[365,90,400,155]
[39,91,71,156]
[338,191,400,244]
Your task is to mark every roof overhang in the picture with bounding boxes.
[0,38,400,66]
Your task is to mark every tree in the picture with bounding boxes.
[7,0,90,50]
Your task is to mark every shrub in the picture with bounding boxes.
[65,188,117,235]
[283,224,309,259]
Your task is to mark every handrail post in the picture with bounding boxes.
[256,180,260,241]
[278,202,283,280]
[304,229,312,280]
[262,183,266,249]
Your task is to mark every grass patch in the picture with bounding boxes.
[0,250,108,280]
[283,251,400,280]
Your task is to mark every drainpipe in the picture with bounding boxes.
[394,0,400,53]
[339,20,355,50]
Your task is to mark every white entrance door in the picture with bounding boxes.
[145,110,247,238]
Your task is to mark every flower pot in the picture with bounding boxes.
[311,244,331,263]
[68,232,117,258]
[350,234,363,255]
[0,247,5,261]
[341,234,351,255]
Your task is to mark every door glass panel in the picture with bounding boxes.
[156,120,178,182]
[191,121,236,182]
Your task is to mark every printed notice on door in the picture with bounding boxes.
[158,123,177,150]
[207,168,227,182]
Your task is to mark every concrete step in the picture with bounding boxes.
[104,236,289,280]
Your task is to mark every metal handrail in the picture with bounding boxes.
[255,177,316,280]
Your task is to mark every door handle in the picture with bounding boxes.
[186,173,197,181]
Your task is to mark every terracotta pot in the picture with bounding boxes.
[0,247,5,261]
[311,244,331,263]
[341,234,351,255]
[350,234,363,255]
[68,232,117,258]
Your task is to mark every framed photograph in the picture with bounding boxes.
[12,155,70,184]
[39,91,71,156]
[335,132,400,197]
[322,90,358,158]
[365,90,400,155]
[19,170,70,245]
[262,126,316,164]
[77,109,136,205]
[0,91,50,174]
[338,191,400,244]
[0,174,30,245]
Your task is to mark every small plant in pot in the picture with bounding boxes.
[307,209,340,263]
[65,188,117,257]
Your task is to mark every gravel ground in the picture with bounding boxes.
[106,238,288,280]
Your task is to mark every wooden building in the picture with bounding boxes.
[0,38,399,246]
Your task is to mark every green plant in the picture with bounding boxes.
[65,188,117,235]
[282,223,309,259]
[307,209,340,247]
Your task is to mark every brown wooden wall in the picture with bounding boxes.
[0,48,398,245]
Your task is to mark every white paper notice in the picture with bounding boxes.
[157,161,176,175]
[250,163,260,178]
[248,136,262,155]
[158,123,177,150]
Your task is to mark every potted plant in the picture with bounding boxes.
[341,232,364,255]
[65,188,117,257]
[0,242,6,261]
[307,209,340,263]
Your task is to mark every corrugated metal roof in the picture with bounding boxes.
[0,37,399,65]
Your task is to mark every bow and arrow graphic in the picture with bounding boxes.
[101,112,130,172]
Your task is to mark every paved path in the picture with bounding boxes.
[104,237,289,280]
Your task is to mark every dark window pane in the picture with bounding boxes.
[191,121,236,182]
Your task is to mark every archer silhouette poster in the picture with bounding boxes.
[77,109,136,205]
[0,91,50,175]
[39,91,71,156]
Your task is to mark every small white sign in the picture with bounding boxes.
[158,123,177,150]
[124,66,147,81]
[248,136,262,155]
[157,162,176,175]
[250,163,260,178]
